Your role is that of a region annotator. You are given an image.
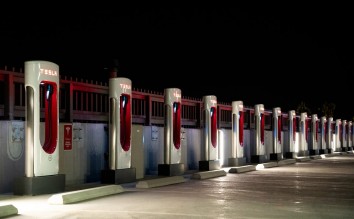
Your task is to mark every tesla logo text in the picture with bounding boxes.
[173,91,181,98]
[120,83,131,92]
[40,68,58,76]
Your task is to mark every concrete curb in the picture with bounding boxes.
[229,165,256,173]
[192,170,227,180]
[278,159,297,166]
[136,176,186,188]
[296,157,312,162]
[48,185,124,205]
[0,204,18,217]
[310,155,322,160]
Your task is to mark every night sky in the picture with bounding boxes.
[1,7,353,120]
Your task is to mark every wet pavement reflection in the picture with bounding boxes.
[1,153,354,218]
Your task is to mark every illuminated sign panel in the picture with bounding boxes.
[40,68,58,76]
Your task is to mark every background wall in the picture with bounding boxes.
[1,121,305,194]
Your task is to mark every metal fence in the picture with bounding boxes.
[0,68,281,130]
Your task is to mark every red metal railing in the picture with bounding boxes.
[0,68,280,129]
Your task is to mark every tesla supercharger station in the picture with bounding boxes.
[270,107,282,161]
[228,101,246,166]
[158,88,184,176]
[101,77,136,184]
[298,112,309,156]
[326,117,334,153]
[319,116,328,154]
[348,121,353,150]
[14,61,65,195]
[199,95,220,171]
[341,120,348,151]
[309,114,319,155]
[251,104,266,163]
[335,119,342,152]
[285,110,296,158]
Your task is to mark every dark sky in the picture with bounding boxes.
[1,7,353,120]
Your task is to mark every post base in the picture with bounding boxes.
[158,163,185,176]
[14,174,65,196]
[228,157,246,167]
[101,168,136,184]
[251,155,267,164]
[199,160,220,171]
